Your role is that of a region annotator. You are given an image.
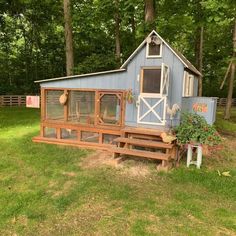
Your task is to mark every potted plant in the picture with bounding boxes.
[126,89,135,104]
[174,113,221,156]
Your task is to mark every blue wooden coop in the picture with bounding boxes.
[34,30,217,167]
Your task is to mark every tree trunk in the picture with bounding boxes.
[114,0,121,62]
[63,0,74,76]
[145,0,155,24]
[196,26,204,96]
[224,18,236,119]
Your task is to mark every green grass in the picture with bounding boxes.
[0,107,236,235]
[215,107,236,135]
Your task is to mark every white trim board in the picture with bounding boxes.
[35,68,126,83]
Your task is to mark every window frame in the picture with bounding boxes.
[183,71,195,97]
[146,41,162,58]
[140,63,169,97]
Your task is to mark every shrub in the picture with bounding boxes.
[174,112,221,146]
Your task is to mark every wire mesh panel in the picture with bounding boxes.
[68,91,95,124]
[61,129,77,140]
[102,134,119,144]
[98,93,121,125]
[81,131,99,143]
[46,90,64,120]
[44,127,57,138]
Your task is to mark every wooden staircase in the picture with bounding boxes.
[111,127,177,169]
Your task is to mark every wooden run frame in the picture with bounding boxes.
[35,87,127,149]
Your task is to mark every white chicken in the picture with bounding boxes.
[166,103,181,120]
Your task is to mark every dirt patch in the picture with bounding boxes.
[80,151,123,169]
[80,151,151,177]
[122,164,150,177]
[11,215,28,226]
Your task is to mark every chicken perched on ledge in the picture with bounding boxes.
[160,132,177,144]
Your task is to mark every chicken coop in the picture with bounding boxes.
[33,30,217,167]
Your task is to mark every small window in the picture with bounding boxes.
[146,35,162,57]
[183,72,194,97]
[142,68,161,93]
[148,43,161,56]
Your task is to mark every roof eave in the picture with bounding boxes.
[34,68,126,84]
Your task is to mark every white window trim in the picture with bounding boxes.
[146,42,162,58]
[161,63,169,96]
[140,63,169,97]
[183,71,194,97]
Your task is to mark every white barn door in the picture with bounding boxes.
[137,63,169,126]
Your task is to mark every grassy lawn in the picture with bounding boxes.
[0,107,235,235]
[215,107,236,135]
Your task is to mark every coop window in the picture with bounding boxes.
[183,72,194,97]
[45,90,65,120]
[81,131,99,143]
[142,68,161,94]
[68,91,95,124]
[146,35,162,57]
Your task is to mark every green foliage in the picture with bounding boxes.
[0,0,235,96]
[175,112,221,146]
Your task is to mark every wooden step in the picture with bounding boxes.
[114,137,174,149]
[112,147,171,161]
[122,127,162,137]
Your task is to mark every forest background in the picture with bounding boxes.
[0,0,235,98]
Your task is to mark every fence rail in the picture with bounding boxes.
[0,95,26,107]
[217,98,236,106]
[0,95,236,107]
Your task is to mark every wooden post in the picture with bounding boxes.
[41,89,46,121]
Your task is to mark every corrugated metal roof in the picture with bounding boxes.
[34,68,126,83]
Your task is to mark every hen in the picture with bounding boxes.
[160,132,177,144]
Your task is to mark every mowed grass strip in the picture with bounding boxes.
[0,107,235,235]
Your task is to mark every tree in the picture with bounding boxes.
[63,0,74,76]
[144,0,155,32]
[224,18,236,119]
[114,0,121,61]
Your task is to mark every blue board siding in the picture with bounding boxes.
[182,97,217,124]
[41,43,186,129]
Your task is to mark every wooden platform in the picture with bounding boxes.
[114,137,174,149]
[121,127,163,136]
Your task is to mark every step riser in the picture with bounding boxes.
[112,148,170,161]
